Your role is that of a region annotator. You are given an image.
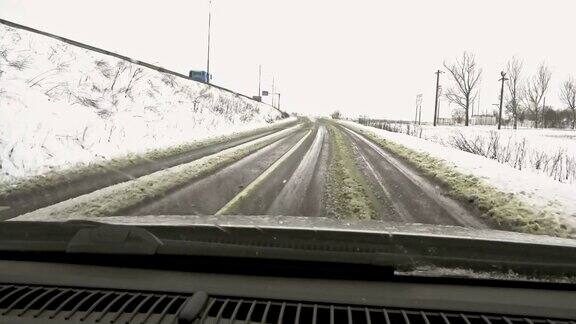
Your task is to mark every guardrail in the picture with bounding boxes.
[356,118,418,125]
[0,18,285,115]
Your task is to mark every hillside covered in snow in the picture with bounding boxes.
[0,21,283,181]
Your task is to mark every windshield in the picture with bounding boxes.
[1,1,576,282]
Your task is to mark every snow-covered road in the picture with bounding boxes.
[10,119,495,235]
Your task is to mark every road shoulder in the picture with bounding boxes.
[339,120,575,238]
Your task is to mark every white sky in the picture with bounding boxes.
[1,0,576,121]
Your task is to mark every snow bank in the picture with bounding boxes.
[370,122,576,184]
[341,121,576,236]
[0,22,283,182]
[420,126,576,181]
[421,125,576,156]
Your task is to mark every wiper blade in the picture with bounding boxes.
[0,222,397,281]
[2,220,576,280]
[66,224,162,255]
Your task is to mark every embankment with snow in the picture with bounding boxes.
[0,21,283,183]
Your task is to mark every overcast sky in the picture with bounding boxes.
[1,0,575,121]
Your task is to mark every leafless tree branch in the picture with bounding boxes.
[505,56,523,129]
[443,52,482,126]
[522,62,551,128]
[559,76,576,129]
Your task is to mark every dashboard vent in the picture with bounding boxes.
[199,297,574,324]
[0,284,188,323]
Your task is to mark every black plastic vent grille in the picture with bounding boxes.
[0,284,188,323]
[199,298,575,324]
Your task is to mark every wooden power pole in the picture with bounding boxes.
[498,71,508,130]
[433,70,443,126]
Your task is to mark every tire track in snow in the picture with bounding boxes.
[215,129,314,215]
[266,125,326,214]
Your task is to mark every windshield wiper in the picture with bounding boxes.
[66,224,163,255]
[1,221,576,282]
[0,222,397,281]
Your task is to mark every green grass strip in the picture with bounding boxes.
[324,123,376,220]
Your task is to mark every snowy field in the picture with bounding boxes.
[363,122,576,184]
[0,23,283,182]
[344,121,576,232]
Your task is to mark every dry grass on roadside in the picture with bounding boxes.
[448,131,575,183]
[360,120,576,184]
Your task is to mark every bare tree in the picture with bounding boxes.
[505,56,523,129]
[443,52,482,126]
[522,62,551,128]
[559,76,576,129]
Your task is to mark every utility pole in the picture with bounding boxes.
[415,96,418,124]
[498,71,508,130]
[258,65,262,97]
[436,85,442,124]
[415,94,423,125]
[206,0,212,83]
[271,77,275,108]
[418,100,423,125]
[277,93,281,110]
[433,70,443,126]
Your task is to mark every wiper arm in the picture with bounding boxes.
[66,224,163,255]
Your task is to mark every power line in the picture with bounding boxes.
[258,65,262,97]
[206,0,212,83]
